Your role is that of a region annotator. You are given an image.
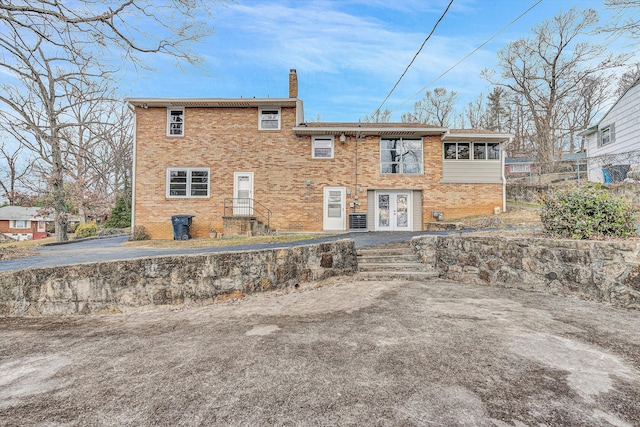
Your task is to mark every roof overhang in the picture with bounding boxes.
[125,98,299,108]
[441,132,513,142]
[293,124,447,137]
[577,125,598,137]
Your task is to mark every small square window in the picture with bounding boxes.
[312,136,334,159]
[167,108,184,136]
[259,107,281,130]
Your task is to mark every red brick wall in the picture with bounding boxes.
[134,106,503,239]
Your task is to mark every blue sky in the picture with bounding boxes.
[123,0,637,123]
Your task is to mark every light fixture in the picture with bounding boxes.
[339,133,346,143]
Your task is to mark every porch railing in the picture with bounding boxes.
[223,198,271,231]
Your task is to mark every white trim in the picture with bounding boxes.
[11,220,30,229]
[323,187,346,231]
[131,108,137,229]
[233,171,254,216]
[258,107,281,130]
[312,136,334,159]
[166,167,210,198]
[374,190,412,231]
[166,107,185,137]
[380,137,424,174]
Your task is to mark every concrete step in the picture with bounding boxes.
[357,247,414,256]
[357,254,420,263]
[357,271,439,281]
[358,262,434,272]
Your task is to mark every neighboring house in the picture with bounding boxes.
[0,206,53,241]
[127,70,513,239]
[579,77,640,182]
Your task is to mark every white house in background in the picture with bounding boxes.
[579,77,640,183]
[0,206,53,241]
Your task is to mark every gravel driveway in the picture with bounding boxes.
[1,278,639,426]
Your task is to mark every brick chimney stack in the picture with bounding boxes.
[289,69,298,98]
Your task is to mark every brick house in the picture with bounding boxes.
[127,70,512,239]
[0,206,52,241]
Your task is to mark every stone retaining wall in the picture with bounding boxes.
[506,182,640,209]
[412,235,640,309]
[0,240,357,316]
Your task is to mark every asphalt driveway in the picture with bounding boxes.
[1,278,639,426]
[0,232,434,271]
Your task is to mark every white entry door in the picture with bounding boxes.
[375,191,411,231]
[323,187,346,231]
[233,172,254,215]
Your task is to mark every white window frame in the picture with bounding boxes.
[167,107,185,137]
[380,137,424,174]
[166,167,210,198]
[599,124,614,147]
[443,142,471,160]
[11,220,29,229]
[312,136,334,159]
[258,107,281,130]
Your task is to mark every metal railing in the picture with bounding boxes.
[223,198,271,230]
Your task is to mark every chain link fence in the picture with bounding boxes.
[505,149,640,185]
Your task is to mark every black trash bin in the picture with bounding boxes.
[171,215,195,240]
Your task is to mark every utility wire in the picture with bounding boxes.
[390,0,543,114]
[374,0,455,116]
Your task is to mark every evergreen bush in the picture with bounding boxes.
[539,184,637,239]
[104,196,131,228]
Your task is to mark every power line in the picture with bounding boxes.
[390,0,543,115]
[374,0,455,116]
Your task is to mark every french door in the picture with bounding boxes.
[375,191,411,231]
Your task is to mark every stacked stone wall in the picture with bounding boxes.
[0,240,357,316]
[412,235,640,309]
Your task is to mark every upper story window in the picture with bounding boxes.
[166,167,210,198]
[599,124,614,146]
[473,142,500,160]
[11,220,29,229]
[380,138,423,174]
[259,107,281,130]
[445,142,500,160]
[167,107,184,136]
[312,136,334,159]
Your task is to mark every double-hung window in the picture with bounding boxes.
[599,124,614,146]
[167,107,184,136]
[380,138,423,174]
[312,136,334,159]
[11,220,29,229]
[167,167,210,198]
[259,107,281,130]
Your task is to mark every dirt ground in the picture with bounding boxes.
[1,277,639,426]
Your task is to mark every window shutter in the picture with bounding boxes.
[597,128,602,147]
[610,123,616,144]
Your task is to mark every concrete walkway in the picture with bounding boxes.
[0,231,443,271]
[1,278,638,425]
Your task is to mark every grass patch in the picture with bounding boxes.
[122,233,333,249]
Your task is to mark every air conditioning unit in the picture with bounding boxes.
[348,213,368,231]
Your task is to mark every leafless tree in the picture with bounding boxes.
[601,0,640,44]
[483,8,627,166]
[616,63,640,97]
[0,1,214,241]
[362,108,392,123]
[0,143,32,205]
[464,93,486,129]
[401,87,458,127]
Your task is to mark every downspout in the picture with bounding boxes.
[501,136,513,213]
[129,104,137,232]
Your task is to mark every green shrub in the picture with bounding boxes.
[130,225,149,241]
[75,223,98,238]
[539,184,637,239]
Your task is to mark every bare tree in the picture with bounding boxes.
[483,8,627,166]
[616,63,640,97]
[601,0,640,44]
[401,87,458,127]
[0,1,214,240]
[362,108,392,123]
[464,93,486,129]
[0,143,32,205]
